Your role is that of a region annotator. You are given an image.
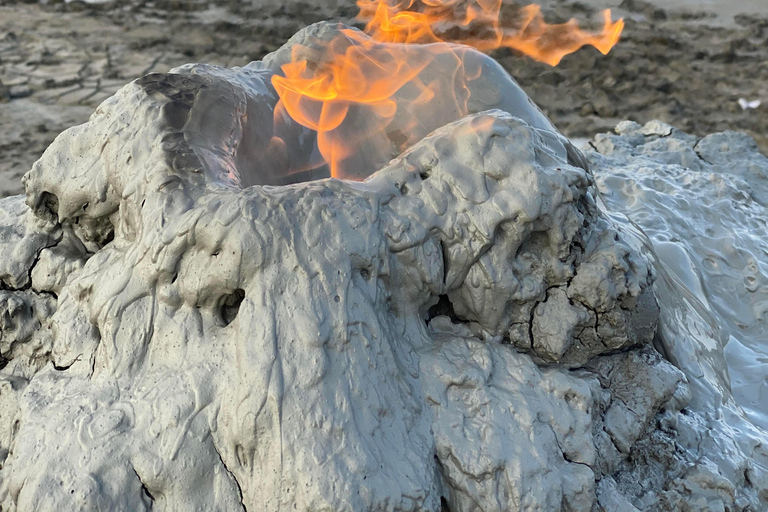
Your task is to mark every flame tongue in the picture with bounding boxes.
[271,1,624,180]
[357,1,624,66]
[272,29,437,178]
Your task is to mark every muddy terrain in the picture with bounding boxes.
[1,0,766,197]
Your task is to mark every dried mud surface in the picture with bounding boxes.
[0,0,767,198]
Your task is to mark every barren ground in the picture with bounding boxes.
[1,0,767,197]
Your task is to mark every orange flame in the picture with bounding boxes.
[271,1,624,179]
[358,0,624,66]
[272,29,436,179]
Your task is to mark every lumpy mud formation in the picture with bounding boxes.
[1,22,768,512]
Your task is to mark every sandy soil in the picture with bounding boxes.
[1,0,767,198]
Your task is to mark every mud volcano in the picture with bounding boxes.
[2,6,768,512]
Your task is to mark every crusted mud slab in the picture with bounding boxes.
[1,0,768,197]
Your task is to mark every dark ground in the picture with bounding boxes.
[1,0,766,196]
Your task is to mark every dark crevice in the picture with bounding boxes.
[103,228,115,245]
[37,191,60,223]
[570,293,600,336]
[528,302,538,351]
[53,353,83,372]
[19,238,61,294]
[550,423,594,470]
[214,445,248,512]
[433,453,451,512]
[0,236,60,294]
[89,324,101,377]
[426,294,466,325]
[561,450,593,469]
[439,239,449,286]
[132,469,155,506]
[692,139,713,165]
[140,481,155,504]
[652,330,671,362]
[219,289,245,326]
[0,236,63,370]
[591,305,600,332]
[694,150,712,165]
[586,343,649,363]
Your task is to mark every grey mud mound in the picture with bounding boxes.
[0,21,767,512]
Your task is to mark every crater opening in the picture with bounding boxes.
[219,288,245,326]
[36,191,60,223]
[426,294,466,325]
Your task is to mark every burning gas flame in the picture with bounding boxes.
[358,0,624,66]
[272,29,435,180]
[271,0,624,179]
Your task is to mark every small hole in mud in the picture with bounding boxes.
[78,215,116,248]
[420,172,430,180]
[38,191,60,223]
[440,497,451,512]
[235,444,246,468]
[360,268,371,280]
[426,295,466,325]
[219,289,245,326]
